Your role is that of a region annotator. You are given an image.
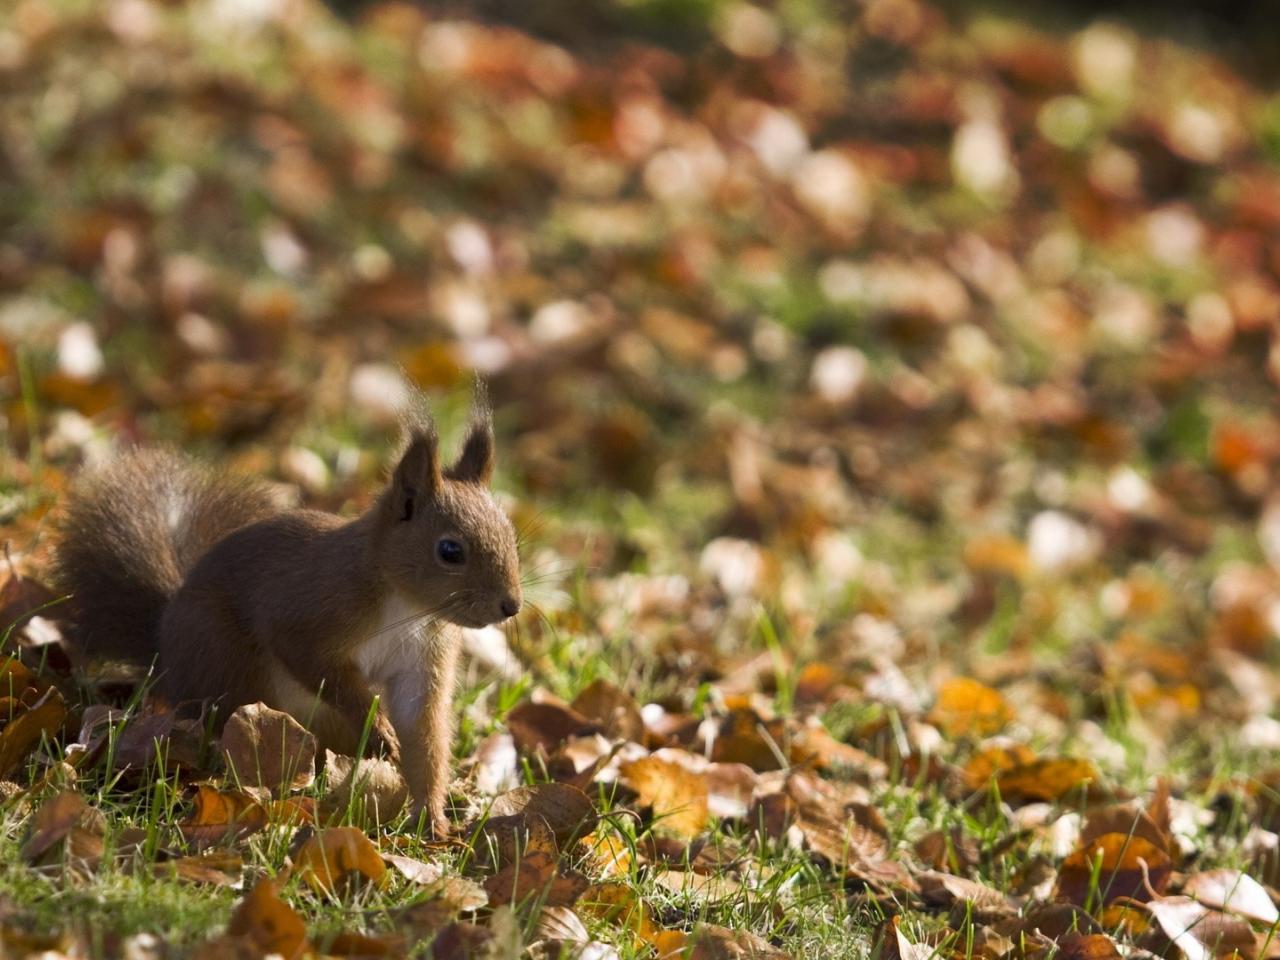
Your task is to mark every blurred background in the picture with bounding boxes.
[3,0,1280,718]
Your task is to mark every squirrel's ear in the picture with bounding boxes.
[391,428,441,521]
[446,419,495,485]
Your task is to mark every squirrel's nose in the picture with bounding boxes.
[500,596,521,619]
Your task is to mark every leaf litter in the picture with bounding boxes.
[1,0,1280,956]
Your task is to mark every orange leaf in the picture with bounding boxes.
[226,879,310,959]
[178,786,269,850]
[930,678,1012,738]
[995,757,1100,803]
[293,826,388,896]
[1057,833,1173,906]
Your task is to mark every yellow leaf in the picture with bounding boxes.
[930,678,1012,738]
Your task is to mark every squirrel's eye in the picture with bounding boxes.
[436,538,466,565]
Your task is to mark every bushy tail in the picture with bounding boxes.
[53,448,284,664]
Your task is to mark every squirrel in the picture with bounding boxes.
[52,405,522,835]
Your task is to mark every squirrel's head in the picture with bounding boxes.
[376,413,521,629]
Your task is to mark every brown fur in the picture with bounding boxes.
[53,417,521,835]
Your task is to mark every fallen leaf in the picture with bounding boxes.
[917,870,1016,921]
[620,754,710,839]
[21,791,105,870]
[293,826,388,896]
[651,869,747,905]
[178,785,269,850]
[472,732,520,795]
[483,851,589,908]
[226,879,310,959]
[220,702,316,795]
[687,923,791,959]
[320,750,407,823]
[472,812,560,868]
[0,686,66,778]
[579,882,667,952]
[505,701,596,755]
[571,678,644,742]
[532,905,591,944]
[1142,896,1256,960]
[1057,833,1173,906]
[158,849,245,887]
[995,758,1101,804]
[1183,868,1278,925]
[383,853,444,886]
[930,677,1012,738]
[487,783,599,845]
[1055,933,1124,960]
[109,701,208,775]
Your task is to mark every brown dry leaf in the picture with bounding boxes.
[505,701,596,755]
[432,905,522,958]
[1182,869,1278,924]
[293,826,389,896]
[687,923,791,959]
[21,790,105,869]
[964,744,1038,789]
[1055,933,1124,960]
[487,783,599,845]
[220,702,316,794]
[1081,804,1174,857]
[995,758,1100,804]
[110,702,207,774]
[710,710,786,772]
[789,793,910,890]
[0,686,66,779]
[917,871,1016,921]
[1057,833,1173,906]
[914,828,981,873]
[158,849,245,887]
[620,754,710,839]
[788,721,886,781]
[570,678,644,742]
[482,850,589,908]
[930,678,1012,738]
[226,878,310,959]
[178,785,269,850]
[652,869,747,905]
[472,812,560,869]
[395,876,489,942]
[320,750,408,823]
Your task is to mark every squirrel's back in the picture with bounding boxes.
[53,448,285,664]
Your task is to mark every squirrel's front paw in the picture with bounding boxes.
[366,715,402,763]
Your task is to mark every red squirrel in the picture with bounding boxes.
[52,406,522,835]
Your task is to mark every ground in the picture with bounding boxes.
[1,0,1279,957]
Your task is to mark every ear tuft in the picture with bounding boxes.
[446,418,495,485]
[390,426,441,520]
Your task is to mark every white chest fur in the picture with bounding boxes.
[355,593,430,686]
